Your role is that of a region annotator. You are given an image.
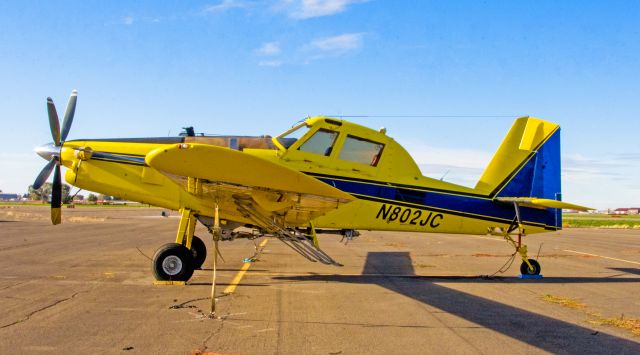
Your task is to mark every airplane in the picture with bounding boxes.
[33,90,591,290]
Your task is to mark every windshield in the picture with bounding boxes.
[298,129,338,156]
[276,123,310,149]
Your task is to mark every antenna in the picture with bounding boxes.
[440,169,451,181]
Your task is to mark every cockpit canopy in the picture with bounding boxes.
[273,117,421,179]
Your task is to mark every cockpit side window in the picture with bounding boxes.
[339,135,384,166]
[276,123,310,149]
[298,129,339,156]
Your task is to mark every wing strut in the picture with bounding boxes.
[209,204,221,318]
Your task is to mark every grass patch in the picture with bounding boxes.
[564,213,640,219]
[563,218,640,229]
[0,202,155,208]
[588,314,640,336]
[541,294,587,309]
[383,242,407,248]
[67,203,153,208]
[563,213,640,228]
[542,294,640,337]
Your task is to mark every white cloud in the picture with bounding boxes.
[406,143,493,171]
[122,16,134,25]
[287,0,368,19]
[403,141,492,187]
[561,153,640,209]
[418,164,485,187]
[203,1,367,19]
[402,146,640,209]
[258,60,283,67]
[256,42,281,56]
[307,33,364,55]
[204,0,249,13]
[562,154,628,182]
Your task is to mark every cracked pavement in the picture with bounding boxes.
[1,206,639,354]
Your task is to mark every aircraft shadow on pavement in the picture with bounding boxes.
[274,252,640,353]
[609,267,640,276]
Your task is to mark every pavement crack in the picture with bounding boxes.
[0,290,86,329]
[0,281,28,291]
[199,297,232,352]
[169,297,209,310]
[200,321,224,353]
[276,287,284,354]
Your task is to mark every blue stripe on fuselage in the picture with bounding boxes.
[315,177,558,229]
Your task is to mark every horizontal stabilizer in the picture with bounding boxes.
[495,197,592,211]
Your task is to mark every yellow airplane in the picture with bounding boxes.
[34,90,590,285]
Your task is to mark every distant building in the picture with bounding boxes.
[0,193,21,201]
[613,208,640,215]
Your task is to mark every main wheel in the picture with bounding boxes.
[190,236,207,269]
[520,259,541,275]
[152,243,195,281]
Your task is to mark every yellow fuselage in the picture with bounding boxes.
[60,117,560,236]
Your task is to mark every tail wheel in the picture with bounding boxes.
[190,236,207,269]
[520,259,541,275]
[152,243,195,281]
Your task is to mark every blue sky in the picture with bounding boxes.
[0,0,638,209]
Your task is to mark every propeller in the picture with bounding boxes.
[33,90,77,225]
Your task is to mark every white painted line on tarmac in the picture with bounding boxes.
[436,234,504,242]
[464,235,505,242]
[563,249,640,265]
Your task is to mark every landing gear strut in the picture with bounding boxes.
[502,202,542,276]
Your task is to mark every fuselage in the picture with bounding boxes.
[57,117,561,236]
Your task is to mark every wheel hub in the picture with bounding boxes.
[162,255,183,276]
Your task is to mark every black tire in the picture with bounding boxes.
[190,236,207,270]
[152,243,195,281]
[520,259,541,275]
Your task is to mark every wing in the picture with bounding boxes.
[145,143,354,228]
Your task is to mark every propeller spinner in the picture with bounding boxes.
[33,89,77,225]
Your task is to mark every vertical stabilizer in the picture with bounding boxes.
[475,116,561,201]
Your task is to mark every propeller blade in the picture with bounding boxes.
[47,97,61,146]
[60,89,77,142]
[33,159,56,190]
[51,165,62,225]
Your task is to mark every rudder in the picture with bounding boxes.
[475,117,562,200]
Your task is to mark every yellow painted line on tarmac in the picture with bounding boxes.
[154,280,186,286]
[247,271,430,277]
[564,249,640,265]
[223,239,269,294]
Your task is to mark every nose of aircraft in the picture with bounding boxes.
[35,142,60,161]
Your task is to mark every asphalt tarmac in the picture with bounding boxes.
[1,206,639,354]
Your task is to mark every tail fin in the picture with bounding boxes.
[476,117,591,230]
[475,116,561,200]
